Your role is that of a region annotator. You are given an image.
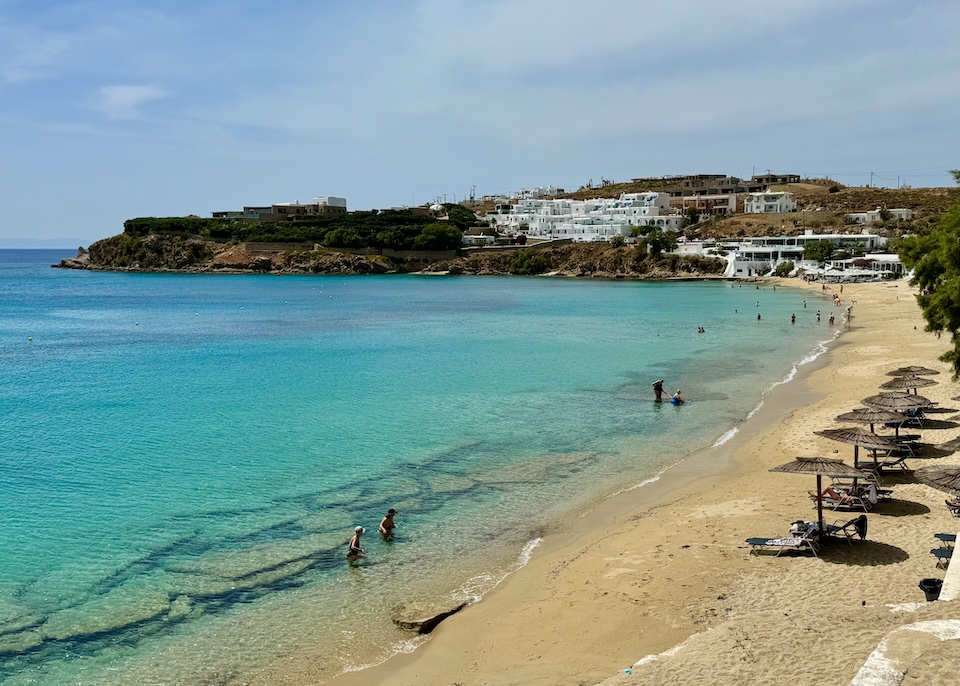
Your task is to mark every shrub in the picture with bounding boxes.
[773,261,794,277]
[509,249,550,275]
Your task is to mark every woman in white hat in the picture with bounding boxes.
[347,526,365,562]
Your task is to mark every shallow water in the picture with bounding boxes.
[0,251,834,684]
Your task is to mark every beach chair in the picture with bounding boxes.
[812,490,871,513]
[746,529,819,557]
[824,514,868,545]
[946,500,960,517]
[934,533,956,548]
[902,408,925,428]
[931,547,953,569]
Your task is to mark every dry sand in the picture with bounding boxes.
[322,279,960,686]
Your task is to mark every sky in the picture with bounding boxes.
[0,0,958,247]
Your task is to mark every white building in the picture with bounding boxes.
[845,207,914,224]
[515,186,564,200]
[744,191,797,214]
[486,192,682,242]
[727,230,887,277]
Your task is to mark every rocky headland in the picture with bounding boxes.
[54,233,727,279]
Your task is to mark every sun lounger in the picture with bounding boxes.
[946,500,960,517]
[746,530,819,557]
[825,515,868,544]
[812,490,871,512]
[934,533,956,548]
[931,547,953,569]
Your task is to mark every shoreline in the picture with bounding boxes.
[313,278,960,686]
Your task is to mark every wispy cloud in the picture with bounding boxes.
[90,84,170,120]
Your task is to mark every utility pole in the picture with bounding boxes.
[869,172,874,188]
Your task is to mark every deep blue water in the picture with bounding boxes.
[0,250,834,684]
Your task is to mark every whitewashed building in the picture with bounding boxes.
[744,191,797,214]
[845,207,914,224]
[727,230,887,277]
[486,192,682,242]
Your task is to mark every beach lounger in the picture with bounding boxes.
[746,530,819,557]
[931,547,953,569]
[825,514,868,545]
[946,500,960,517]
[814,491,871,513]
[934,533,956,548]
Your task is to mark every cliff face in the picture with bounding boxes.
[55,234,727,279]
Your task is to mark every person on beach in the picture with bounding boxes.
[803,300,807,308]
[791,313,796,324]
[347,526,365,562]
[379,509,397,539]
[817,310,821,322]
[671,389,684,404]
[829,313,835,325]
[652,379,665,402]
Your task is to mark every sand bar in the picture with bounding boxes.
[309,279,960,686]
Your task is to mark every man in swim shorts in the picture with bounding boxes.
[379,509,397,540]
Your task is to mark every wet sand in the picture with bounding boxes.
[314,280,960,686]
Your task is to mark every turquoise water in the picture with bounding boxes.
[0,250,834,684]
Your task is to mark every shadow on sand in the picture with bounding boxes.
[820,539,910,566]
[874,499,931,517]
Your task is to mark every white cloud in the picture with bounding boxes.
[90,84,170,120]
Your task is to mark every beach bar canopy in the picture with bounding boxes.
[771,457,868,539]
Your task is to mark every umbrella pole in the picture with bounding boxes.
[816,474,825,541]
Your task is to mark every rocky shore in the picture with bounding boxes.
[54,233,727,279]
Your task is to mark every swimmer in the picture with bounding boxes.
[791,313,796,324]
[671,389,684,404]
[652,378,665,402]
[379,509,397,539]
[347,526,365,562]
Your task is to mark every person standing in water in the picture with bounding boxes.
[652,379,665,402]
[379,509,397,540]
[347,526,365,563]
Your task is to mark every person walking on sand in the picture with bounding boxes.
[379,509,397,539]
[347,526,365,562]
[652,378,665,402]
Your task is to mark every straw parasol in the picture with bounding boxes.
[936,436,960,454]
[914,465,960,495]
[879,375,938,395]
[835,407,904,433]
[771,456,868,538]
[862,392,931,411]
[815,426,901,468]
[887,366,940,377]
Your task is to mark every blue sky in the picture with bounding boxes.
[1,0,958,246]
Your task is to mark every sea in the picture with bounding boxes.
[0,249,837,685]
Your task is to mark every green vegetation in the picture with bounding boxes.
[123,204,475,252]
[898,169,960,376]
[773,261,795,277]
[509,249,551,275]
[631,226,678,257]
[803,240,834,263]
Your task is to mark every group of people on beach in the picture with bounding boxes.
[347,508,397,563]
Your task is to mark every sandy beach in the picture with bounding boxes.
[315,279,960,686]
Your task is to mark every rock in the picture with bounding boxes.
[391,601,468,634]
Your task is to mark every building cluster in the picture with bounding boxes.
[678,230,902,280]
[212,197,348,222]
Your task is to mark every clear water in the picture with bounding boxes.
[0,250,833,684]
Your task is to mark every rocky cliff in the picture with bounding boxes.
[55,233,727,279]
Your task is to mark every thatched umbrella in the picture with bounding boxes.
[835,407,905,433]
[915,465,960,495]
[887,366,940,377]
[771,456,868,538]
[935,436,960,454]
[862,392,931,411]
[815,426,901,468]
[879,375,938,395]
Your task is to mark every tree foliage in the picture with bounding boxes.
[122,208,471,252]
[508,249,550,275]
[632,226,678,257]
[899,169,960,376]
[803,240,834,263]
[773,261,795,277]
